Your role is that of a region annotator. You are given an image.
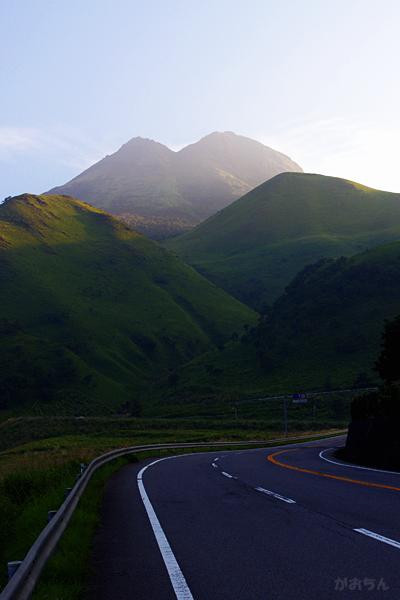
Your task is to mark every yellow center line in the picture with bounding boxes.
[268,449,400,492]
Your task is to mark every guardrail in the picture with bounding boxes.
[0,432,345,599]
[249,386,378,403]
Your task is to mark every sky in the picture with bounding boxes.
[1,0,400,198]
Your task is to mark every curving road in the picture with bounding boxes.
[87,436,400,599]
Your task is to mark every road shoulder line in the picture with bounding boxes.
[137,458,195,600]
[319,449,400,476]
[354,528,400,550]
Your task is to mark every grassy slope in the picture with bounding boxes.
[166,173,400,309]
[0,194,256,414]
[158,241,400,401]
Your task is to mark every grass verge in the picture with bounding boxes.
[30,455,138,600]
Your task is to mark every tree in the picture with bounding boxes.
[168,371,179,387]
[376,315,400,383]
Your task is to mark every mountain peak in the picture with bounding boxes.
[194,131,248,145]
[117,136,172,156]
[47,131,302,226]
[204,131,238,138]
[123,135,162,146]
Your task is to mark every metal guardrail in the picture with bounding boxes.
[251,386,378,403]
[0,432,345,599]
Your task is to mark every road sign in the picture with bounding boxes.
[292,393,308,404]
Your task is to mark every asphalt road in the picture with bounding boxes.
[87,436,400,599]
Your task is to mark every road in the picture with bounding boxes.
[87,436,400,599]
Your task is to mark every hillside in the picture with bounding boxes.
[166,173,400,309]
[0,194,256,414]
[155,241,400,405]
[255,242,400,387]
[47,132,302,237]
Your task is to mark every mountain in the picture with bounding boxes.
[0,194,256,414]
[156,241,400,403]
[166,173,400,309]
[47,132,302,237]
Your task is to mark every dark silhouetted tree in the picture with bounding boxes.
[376,316,400,383]
[168,371,179,387]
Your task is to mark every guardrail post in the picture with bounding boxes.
[47,511,57,523]
[7,562,21,581]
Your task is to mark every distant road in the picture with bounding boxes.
[88,436,400,599]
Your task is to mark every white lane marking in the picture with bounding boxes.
[255,486,296,504]
[221,471,233,478]
[137,459,195,600]
[214,457,219,462]
[211,462,218,468]
[220,471,238,479]
[319,449,400,476]
[354,528,400,550]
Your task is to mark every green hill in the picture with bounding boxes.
[48,132,302,238]
[0,194,256,414]
[157,241,400,403]
[166,173,400,309]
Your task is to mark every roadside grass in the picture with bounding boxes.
[0,425,345,593]
[0,405,351,453]
[0,459,79,590]
[30,455,137,600]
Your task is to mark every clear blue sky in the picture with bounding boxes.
[1,0,400,197]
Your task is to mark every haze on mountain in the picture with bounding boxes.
[0,193,255,413]
[167,173,400,309]
[47,131,302,238]
[158,239,400,405]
